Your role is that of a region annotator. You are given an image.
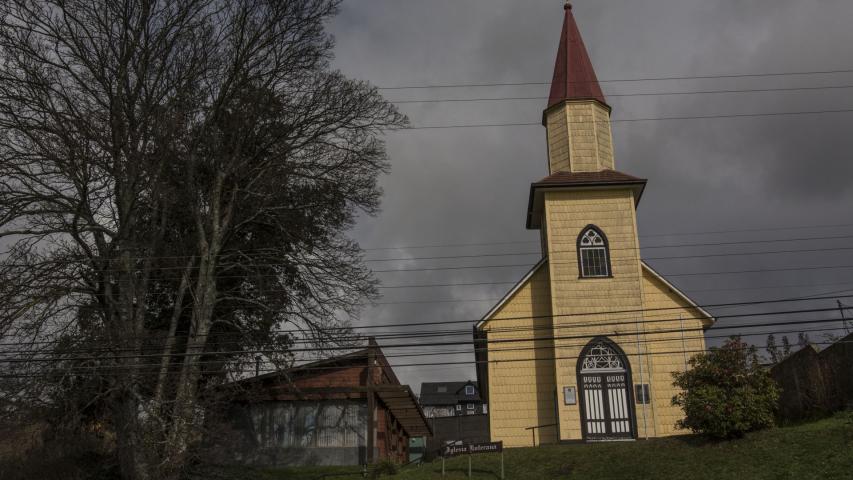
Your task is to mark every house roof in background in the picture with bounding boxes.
[419,381,482,405]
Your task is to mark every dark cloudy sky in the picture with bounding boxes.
[327,0,853,390]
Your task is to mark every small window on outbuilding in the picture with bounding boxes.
[465,385,474,395]
[437,386,447,393]
[577,226,611,278]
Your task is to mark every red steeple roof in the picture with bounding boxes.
[547,3,607,109]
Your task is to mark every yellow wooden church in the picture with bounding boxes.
[473,3,715,445]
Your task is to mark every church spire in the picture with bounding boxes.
[542,2,615,175]
[547,2,607,109]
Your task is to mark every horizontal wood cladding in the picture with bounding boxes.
[544,187,649,441]
[640,267,707,437]
[483,263,557,447]
[545,101,614,174]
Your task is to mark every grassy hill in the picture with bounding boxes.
[212,412,853,480]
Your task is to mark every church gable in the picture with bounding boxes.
[641,262,715,329]
[478,258,551,329]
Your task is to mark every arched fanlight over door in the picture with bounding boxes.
[581,342,625,372]
[577,226,611,278]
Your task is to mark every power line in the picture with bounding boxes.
[9,232,853,276]
[3,337,850,379]
[377,67,853,90]
[0,312,843,362]
[374,282,853,306]
[401,108,853,130]
[0,307,842,360]
[1,296,850,350]
[8,226,849,266]
[5,260,853,301]
[389,83,853,104]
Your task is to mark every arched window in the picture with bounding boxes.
[577,226,611,278]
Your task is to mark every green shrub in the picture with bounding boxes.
[369,459,398,479]
[672,336,780,439]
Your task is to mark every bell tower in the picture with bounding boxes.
[544,3,615,174]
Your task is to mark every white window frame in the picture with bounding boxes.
[578,228,610,278]
[465,385,474,396]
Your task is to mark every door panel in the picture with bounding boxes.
[581,372,633,440]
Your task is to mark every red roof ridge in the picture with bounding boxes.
[547,3,607,109]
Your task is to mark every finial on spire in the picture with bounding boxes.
[564,1,572,10]
[546,0,607,110]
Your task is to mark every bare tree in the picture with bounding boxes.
[0,1,404,478]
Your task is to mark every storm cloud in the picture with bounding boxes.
[328,0,853,388]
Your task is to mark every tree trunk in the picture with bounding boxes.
[114,388,151,480]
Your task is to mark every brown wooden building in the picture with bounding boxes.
[220,340,431,466]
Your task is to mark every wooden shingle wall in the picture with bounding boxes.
[482,263,557,447]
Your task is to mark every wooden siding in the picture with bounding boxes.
[481,263,557,447]
[545,101,614,174]
[543,188,650,440]
[640,265,707,436]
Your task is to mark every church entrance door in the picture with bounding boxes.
[577,338,636,441]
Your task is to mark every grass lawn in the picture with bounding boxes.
[220,412,853,480]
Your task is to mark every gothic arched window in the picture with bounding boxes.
[577,225,611,278]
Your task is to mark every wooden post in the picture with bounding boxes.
[366,338,376,464]
[442,456,445,478]
[468,454,472,478]
[501,451,505,479]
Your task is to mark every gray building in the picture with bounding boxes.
[417,381,489,460]
[419,381,487,418]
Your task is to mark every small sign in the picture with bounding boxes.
[564,386,577,405]
[443,441,503,458]
[635,384,650,404]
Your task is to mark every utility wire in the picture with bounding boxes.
[9,233,853,275]
[376,67,853,90]
[11,227,850,264]
[1,298,849,350]
[389,83,853,104]
[402,108,853,130]
[0,311,843,360]
[373,282,853,306]
[1,313,843,363]
[10,262,851,294]
[3,339,850,379]
[1,292,849,342]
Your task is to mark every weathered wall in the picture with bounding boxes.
[771,332,853,420]
[483,262,557,447]
[377,405,408,463]
[226,400,368,467]
[820,333,853,408]
[545,101,614,174]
